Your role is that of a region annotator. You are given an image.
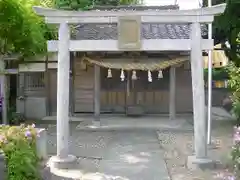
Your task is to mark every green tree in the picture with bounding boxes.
[0,0,55,58]
[55,0,142,10]
[0,0,55,124]
[215,0,239,65]
[202,0,226,7]
[203,0,240,65]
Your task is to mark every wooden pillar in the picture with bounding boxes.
[56,22,71,159]
[94,65,100,121]
[0,59,7,124]
[190,22,207,159]
[17,73,25,115]
[169,66,176,120]
[45,55,50,116]
[69,52,74,116]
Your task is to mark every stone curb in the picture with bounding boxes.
[0,152,6,180]
[36,128,47,160]
[75,126,194,133]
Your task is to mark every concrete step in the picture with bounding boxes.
[40,166,77,180]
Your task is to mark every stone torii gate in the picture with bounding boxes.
[33,4,226,169]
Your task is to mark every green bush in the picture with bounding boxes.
[204,67,229,81]
[0,124,41,180]
[226,62,240,179]
[231,126,240,178]
[232,101,240,124]
[226,62,240,124]
[7,106,26,125]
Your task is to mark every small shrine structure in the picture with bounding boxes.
[33,4,226,168]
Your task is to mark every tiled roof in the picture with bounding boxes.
[74,5,207,40]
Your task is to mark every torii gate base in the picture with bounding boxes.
[187,156,215,170]
[33,4,226,171]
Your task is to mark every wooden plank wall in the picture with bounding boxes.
[100,91,170,113]
[175,64,193,113]
[72,58,193,114]
[73,59,94,112]
[49,69,57,115]
[101,91,126,113]
[100,65,193,114]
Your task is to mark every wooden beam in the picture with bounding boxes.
[45,15,214,24]
[48,39,214,52]
[16,73,25,115]
[0,59,7,124]
[69,52,74,116]
[169,66,176,120]
[33,4,226,24]
[34,4,226,17]
[0,69,19,75]
[94,65,101,121]
[45,56,50,116]
[18,63,58,72]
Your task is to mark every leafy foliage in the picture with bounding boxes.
[215,0,240,65]
[0,124,40,180]
[203,0,240,65]
[55,0,142,10]
[231,126,240,178]
[202,0,226,7]
[226,62,240,122]
[204,67,229,80]
[0,0,56,58]
[7,106,25,125]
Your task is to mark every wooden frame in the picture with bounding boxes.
[47,39,214,52]
[45,55,50,116]
[34,4,226,24]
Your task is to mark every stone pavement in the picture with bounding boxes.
[98,131,169,180]
[43,115,194,132]
[44,126,170,180]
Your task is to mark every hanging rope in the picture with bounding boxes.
[82,56,188,71]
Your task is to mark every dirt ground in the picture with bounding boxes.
[157,121,236,180]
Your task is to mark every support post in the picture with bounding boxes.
[188,22,210,168]
[94,65,100,123]
[169,66,176,120]
[0,59,7,124]
[16,73,25,115]
[207,33,213,145]
[57,22,70,159]
[69,52,74,117]
[187,22,214,170]
[50,22,76,169]
[1,75,7,124]
[45,55,50,116]
[207,0,213,145]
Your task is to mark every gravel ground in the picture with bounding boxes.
[36,120,236,180]
[157,122,235,180]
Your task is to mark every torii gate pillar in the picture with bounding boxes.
[33,4,226,170]
[48,22,76,169]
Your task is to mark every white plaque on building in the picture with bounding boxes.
[118,16,141,50]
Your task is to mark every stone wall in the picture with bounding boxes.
[16,98,47,119]
[0,153,6,180]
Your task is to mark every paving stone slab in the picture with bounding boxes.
[104,143,163,160]
[108,131,160,146]
[47,131,114,158]
[99,131,170,180]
